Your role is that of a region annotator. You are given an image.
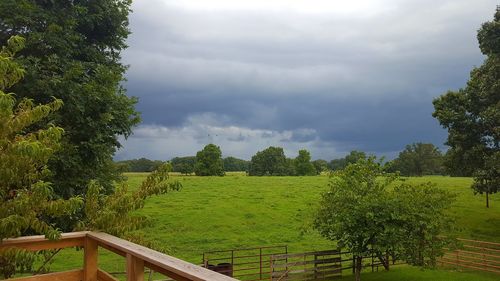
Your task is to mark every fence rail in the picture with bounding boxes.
[202,245,288,281]
[0,232,239,281]
[439,238,500,274]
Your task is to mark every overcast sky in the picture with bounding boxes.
[115,0,497,161]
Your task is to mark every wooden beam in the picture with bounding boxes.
[9,269,83,281]
[0,232,88,251]
[127,253,144,281]
[88,232,238,281]
[97,269,120,281]
[144,261,191,281]
[84,237,98,281]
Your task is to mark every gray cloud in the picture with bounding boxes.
[116,0,497,160]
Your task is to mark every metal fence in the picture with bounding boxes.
[202,245,288,281]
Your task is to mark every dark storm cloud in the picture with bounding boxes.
[116,0,498,160]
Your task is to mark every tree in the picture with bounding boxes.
[389,143,444,176]
[433,7,500,207]
[171,156,196,175]
[314,158,454,281]
[294,149,316,176]
[312,159,329,175]
[0,36,83,278]
[0,0,140,200]
[223,156,250,172]
[194,144,225,176]
[329,150,366,171]
[0,37,181,278]
[116,158,164,172]
[248,146,289,176]
[77,163,181,252]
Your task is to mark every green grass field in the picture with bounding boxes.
[51,174,500,280]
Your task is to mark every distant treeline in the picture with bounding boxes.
[116,156,250,174]
[117,142,452,177]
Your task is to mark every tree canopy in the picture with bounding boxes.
[0,36,84,278]
[294,149,316,176]
[314,158,455,281]
[194,144,225,176]
[116,158,164,173]
[433,7,500,207]
[329,150,367,171]
[0,0,140,201]
[389,143,444,176]
[248,146,289,176]
[312,159,329,175]
[171,156,196,175]
[223,156,250,172]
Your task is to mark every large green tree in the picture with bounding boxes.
[0,36,83,278]
[312,159,329,175]
[314,158,454,281]
[223,156,250,172]
[194,144,225,176]
[294,149,316,176]
[433,7,500,207]
[116,158,164,172]
[0,0,140,199]
[389,143,444,176]
[248,146,289,176]
[171,156,196,175]
[329,150,366,171]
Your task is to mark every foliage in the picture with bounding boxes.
[171,156,196,175]
[432,7,500,207]
[294,149,316,176]
[312,159,329,175]
[194,144,225,176]
[116,158,164,172]
[329,150,367,171]
[0,0,140,201]
[223,156,250,172]
[388,143,444,176]
[0,36,83,278]
[76,163,181,252]
[51,174,498,278]
[314,158,455,281]
[248,146,289,176]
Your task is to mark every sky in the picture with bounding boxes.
[115,0,498,161]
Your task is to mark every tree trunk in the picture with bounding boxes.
[354,256,362,281]
[376,252,390,271]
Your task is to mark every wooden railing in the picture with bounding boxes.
[0,232,240,281]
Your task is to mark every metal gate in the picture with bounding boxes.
[203,245,288,281]
[270,250,342,281]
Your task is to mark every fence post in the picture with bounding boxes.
[270,256,273,281]
[83,237,98,281]
[371,252,374,272]
[126,253,144,281]
[260,248,263,280]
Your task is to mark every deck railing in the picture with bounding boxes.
[0,231,240,281]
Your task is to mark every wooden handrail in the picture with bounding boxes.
[0,232,240,281]
[0,231,89,251]
[88,232,237,281]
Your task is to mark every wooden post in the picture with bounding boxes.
[371,252,374,272]
[260,248,263,280]
[83,237,98,281]
[127,253,144,281]
[269,256,273,281]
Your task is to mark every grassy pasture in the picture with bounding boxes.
[51,173,500,280]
